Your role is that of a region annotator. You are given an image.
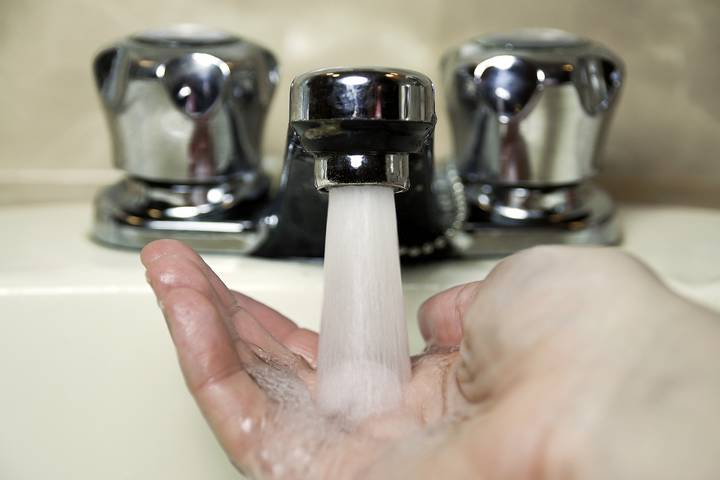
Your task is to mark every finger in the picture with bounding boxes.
[281,328,319,368]
[143,252,253,353]
[418,281,483,346]
[143,241,249,363]
[142,239,237,310]
[144,250,299,367]
[144,252,219,308]
[142,240,311,364]
[230,307,299,367]
[230,290,299,341]
[141,239,206,269]
[142,240,302,341]
[162,287,266,469]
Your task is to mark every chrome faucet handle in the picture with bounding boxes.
[288,67,436,191]
[441,29,625,253]
[94,24,277,183]
[92,25,278,252]
[442,28,623,186]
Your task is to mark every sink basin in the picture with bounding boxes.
[1,202,719,479]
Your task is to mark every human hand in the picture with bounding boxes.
[141,239,463,479]
[406,245,720,480]
[142,241,720,479]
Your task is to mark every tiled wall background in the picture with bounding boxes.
[1,0,718,205]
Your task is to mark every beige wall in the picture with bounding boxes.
[1,0,718,205]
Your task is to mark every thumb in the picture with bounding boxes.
[417,281,483,347]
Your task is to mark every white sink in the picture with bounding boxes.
[1,202,719,479]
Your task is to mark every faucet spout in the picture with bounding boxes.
[290,67,435,191]
[255,67,460,258]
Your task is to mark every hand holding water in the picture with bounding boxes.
[142,241,720,479]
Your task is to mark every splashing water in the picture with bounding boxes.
[316,186,411,422]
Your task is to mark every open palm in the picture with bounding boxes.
[141,240,466,479]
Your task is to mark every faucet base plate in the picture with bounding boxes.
[453,183,620,255]
[92,176,270,253]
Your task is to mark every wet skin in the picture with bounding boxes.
[142,241,720,480]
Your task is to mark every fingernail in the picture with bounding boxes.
[288,344,317,369]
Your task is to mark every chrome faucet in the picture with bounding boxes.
[254,67,459,257]
[93,25,278,252]
[441,28,624,253]
[92,26,623,258]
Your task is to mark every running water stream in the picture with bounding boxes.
[316,185,411,422]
